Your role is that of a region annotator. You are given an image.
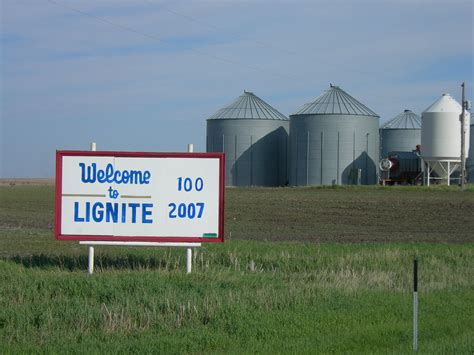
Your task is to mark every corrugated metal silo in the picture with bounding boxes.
[206,91,289,186]
[380,110,421,157]
[289,85,380,186]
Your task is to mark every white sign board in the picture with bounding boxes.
[55,151,225,243]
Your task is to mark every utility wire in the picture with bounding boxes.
[143,0,353,75]
[143,0,297,56]
[142,1,390,80]
[45,0,300,81]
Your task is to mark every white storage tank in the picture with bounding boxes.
[468,114,474,183]
[421,93,470,185]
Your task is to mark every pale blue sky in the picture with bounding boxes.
[1,0,472,177]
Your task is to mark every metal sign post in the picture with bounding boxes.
[413,258,418,352]
[80,241,201,274]
[88,142,96,274]
[186,143,194,274]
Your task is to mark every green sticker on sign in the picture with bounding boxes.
[202,233,218,238]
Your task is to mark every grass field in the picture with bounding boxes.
[0,185,473,353]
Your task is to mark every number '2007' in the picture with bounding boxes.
[168,202,205,219]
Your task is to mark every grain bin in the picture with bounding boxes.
[206,91,289,186]
[421,93,470,185]
[380,110,421,157]
[289,85,379,186]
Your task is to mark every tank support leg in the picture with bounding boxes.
[447,161,450,186]
[426,161,430,187]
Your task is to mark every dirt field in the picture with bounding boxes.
[225,186,474,243]
[1,185,473,251]
[0,178,54,186]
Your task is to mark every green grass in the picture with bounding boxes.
[0,185,473,353]
[1,243,473,354]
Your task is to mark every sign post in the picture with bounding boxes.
[413,258,418,352]
[88,142,97,274]
[55,147,225,274]
[186,143,194,274]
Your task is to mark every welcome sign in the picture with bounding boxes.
[55,151,225,243]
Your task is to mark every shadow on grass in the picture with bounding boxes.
[5,253,181,271]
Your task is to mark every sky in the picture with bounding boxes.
[1,0,473,178]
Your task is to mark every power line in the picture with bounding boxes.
[143,0,297,56]
[46,0,166,44]
[142,0,365,77]
[45,0,300,81]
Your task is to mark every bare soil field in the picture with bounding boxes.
[225,186,474,243]
[0,178,54,186]
[0,185,473,253]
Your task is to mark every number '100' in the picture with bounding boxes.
[177,177,203,192]
[168,202,205,219]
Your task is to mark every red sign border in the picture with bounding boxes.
[55,150,225,243]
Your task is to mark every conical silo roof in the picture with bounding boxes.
[381,110,421,129]
[292,84,379,117]
[423,93,462,113]
[208,91,288,120]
